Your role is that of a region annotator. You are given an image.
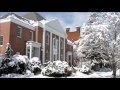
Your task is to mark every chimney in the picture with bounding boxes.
[76,27,80,33]
[66,28,70,33]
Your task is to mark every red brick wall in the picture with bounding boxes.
[66,27,80,41]
[9,22,35,55]
[0,22,11,54]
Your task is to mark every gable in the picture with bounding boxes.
[45,19,66,36]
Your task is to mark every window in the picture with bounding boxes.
[45,51,48,61]
[45,33,49,44]
[60,39,63,49]
[17,26,22,38]
[0,36,3,45]
[54,38,56,49]
[29,31,33,41]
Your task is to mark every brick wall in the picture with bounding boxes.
[66,27,80,41]
[0,22,11,54]
[9,22,35,55]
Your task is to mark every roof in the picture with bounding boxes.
[23,12,45,21]
[0,12,28,21]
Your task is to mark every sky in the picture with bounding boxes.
[0,12,91,31]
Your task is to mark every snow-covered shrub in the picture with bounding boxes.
[79,65,91,74]
[0,55,29,75]
[41,60,72,77]
[28,57,41,75]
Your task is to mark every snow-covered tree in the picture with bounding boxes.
[77,12,120,78]
[77,13,109,68]
[5,43,13,58]
[103,12,120,78]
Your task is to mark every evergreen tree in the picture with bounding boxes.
[5,43,13,59]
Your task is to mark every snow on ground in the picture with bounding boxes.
[26,69,120,78]
[0,69,120,78]
[67,69,120,78]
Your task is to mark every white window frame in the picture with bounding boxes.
[29,31,33,41]
[0,35,3,47]
[45,33,49,45]
[17,26,22,38]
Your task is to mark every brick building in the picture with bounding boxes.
[66,27,81,66]
[0,12,73,66]
[66,27,80,41]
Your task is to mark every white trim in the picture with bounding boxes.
[50,32,52,62]
[42,25,45,64]
[0,17,34,30]
[33,21,43,28]
[30,45,32,60]
[26,41,41,60]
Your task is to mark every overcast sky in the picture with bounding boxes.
[0,12,91,31]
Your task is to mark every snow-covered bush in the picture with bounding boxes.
[79,65,91,74]
[41,60,72,77]
[0,55,29,75]
[28,57,41,75]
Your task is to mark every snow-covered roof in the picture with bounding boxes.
[0,13,66,38]
[0,13,35,30]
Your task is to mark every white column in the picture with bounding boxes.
[42,26,45,64]
[39,47,40,59]
[50,32,52,62]
[64,38,65,61]
[30,45,32,60]
[59,36,60,60]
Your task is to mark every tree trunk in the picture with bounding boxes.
[112,62,116,78]
[112,54,116,78]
